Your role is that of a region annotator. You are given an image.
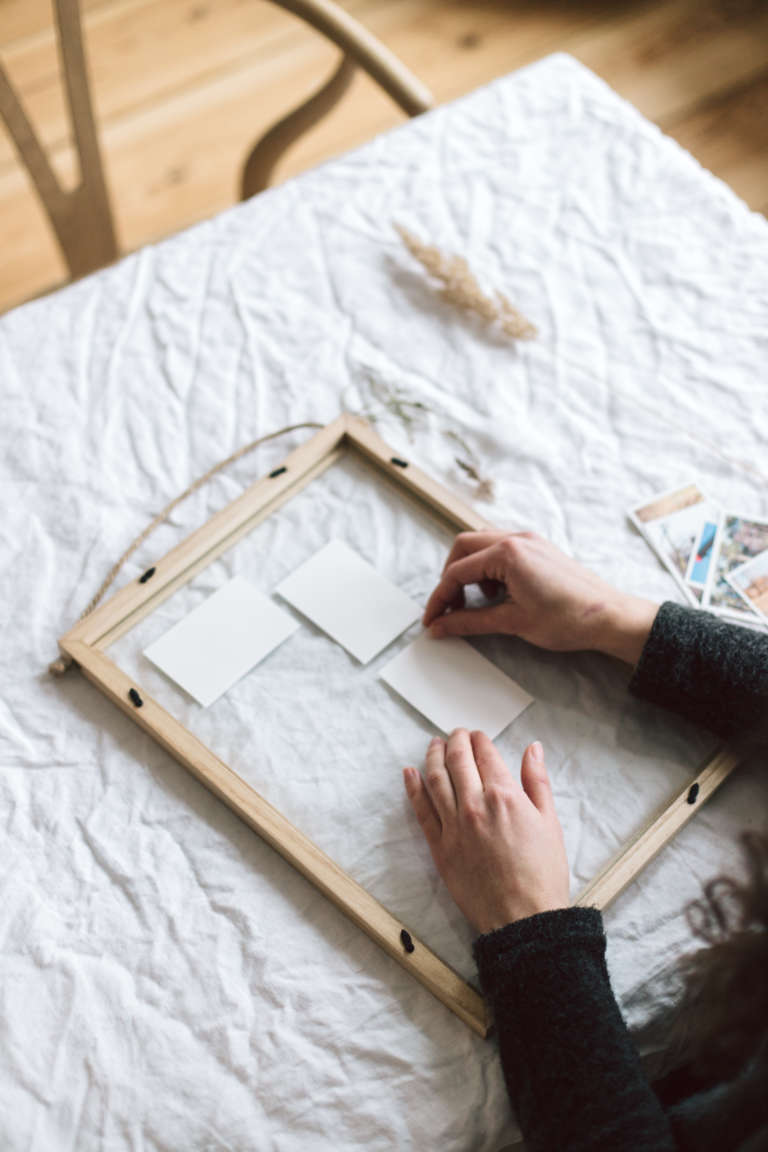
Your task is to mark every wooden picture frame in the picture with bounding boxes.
[58,414,740,1037]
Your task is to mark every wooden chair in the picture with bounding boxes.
[0,0,432,285]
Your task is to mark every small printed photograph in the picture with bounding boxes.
[706,514,768,616]
[685,516,718,593]
[630,482,716,604]
[727,548,768,623]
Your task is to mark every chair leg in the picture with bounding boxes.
[54,0,118,275]
[0,0,117,282]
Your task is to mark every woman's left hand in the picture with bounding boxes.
[403,730,570,935]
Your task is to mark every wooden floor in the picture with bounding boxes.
[1,0,767,314]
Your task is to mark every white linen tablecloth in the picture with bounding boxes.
[1,53,767,1151]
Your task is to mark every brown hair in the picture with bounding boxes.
[670,830,768,1080]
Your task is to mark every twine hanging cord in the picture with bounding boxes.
[50,421,324,676]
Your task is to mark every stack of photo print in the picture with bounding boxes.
[630,484,768,628]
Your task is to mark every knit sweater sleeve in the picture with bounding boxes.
[473,605,766,1147]
[474,908,676,1152]
[628,602,768,741]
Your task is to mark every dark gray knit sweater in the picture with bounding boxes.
[473,603,768,1152]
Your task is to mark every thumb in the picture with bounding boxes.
[520,742,553,813]
[429,604,509,638]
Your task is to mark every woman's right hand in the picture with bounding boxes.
[423,532,658,666]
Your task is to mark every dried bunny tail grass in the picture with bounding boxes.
[395,224,537,340]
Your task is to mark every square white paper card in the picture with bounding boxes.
[380,632,533,738]
[144,577,299,707]
[275,540,421,664]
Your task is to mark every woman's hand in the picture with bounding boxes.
[423,531,658,666]
[403,729,569,935]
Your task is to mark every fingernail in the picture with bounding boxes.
[403,767,415,792]
[530,741,544,763]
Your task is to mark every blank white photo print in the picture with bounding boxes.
[144,577,299,707]
[275,540,421,664]
[380,632,533,738]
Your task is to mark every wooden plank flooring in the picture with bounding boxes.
[1,0,766,313]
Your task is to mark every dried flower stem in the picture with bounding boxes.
[444,429,495,502]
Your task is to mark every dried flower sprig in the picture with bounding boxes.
[345,368,430,442]
[347,365,497,503]
[395,224,537,341]
[444,429,496,502]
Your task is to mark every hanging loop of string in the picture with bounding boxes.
[49,421,324,677]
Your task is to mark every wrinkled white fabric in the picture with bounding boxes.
[1,53,767,1152]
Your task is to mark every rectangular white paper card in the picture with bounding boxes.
[380,632,533,739]
[276,540,421,664]
[144,577,299,707]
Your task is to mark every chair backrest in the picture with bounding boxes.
[241,0,433,197]
[0,0,433,285]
